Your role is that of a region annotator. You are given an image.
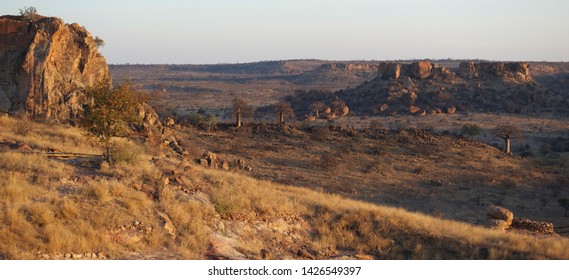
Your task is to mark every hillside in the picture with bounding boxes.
[2,116,569,259]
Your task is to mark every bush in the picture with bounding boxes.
[13,116,34,136]
[461,123,483,137]
[109,141,144,164]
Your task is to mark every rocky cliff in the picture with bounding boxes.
[0,15,109,120]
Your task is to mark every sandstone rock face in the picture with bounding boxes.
[0,16,109,119]
[409,61,432,79]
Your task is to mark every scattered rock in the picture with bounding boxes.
[220,160,229,171]
[158,212,176,236]
[511,218,554,234]
[203,151,218,167]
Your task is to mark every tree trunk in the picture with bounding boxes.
[279,111,284,124]
[105,143,113,165]
[315,109,319,118]
[236,113,242,128]
[504,135,511,154]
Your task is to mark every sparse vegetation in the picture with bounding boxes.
[80,78,145,164]
[231,98,252,128]
[274,101,295,124]
[19,6,40,22]
[461,123,483,137]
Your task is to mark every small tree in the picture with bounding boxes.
[80,78,145,164]
[232,98,253,128]
[19,6,40,22]
[310,101,326,118]
[331,99,347,115]
[274,101,295,124]
[493,125,521,155]
[94,36,105,48]
[559,198,569,217]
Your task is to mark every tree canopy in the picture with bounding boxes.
[80,79,145,164]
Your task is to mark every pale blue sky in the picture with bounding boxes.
[3,0,568,64]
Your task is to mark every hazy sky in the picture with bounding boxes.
[3,0,569,64]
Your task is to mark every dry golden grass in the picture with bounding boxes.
[196,165,569,259]
[2,116,569,259]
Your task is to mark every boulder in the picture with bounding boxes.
[486,205,513,226]
[157,212,176,236]
[410,61,432,79]
[220,160,229,171]
[203,151,218,167]
[486,219,510,230]
[378,62,401,79]
[409,106,421,114]
[340,105,349,116]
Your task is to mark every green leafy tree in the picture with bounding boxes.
[80,78,145,164]
[559,198,569,217]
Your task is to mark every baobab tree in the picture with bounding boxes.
[493,125,521,155]
[274,101,295,124]
[310,101,326,118]
[232,98,252,128]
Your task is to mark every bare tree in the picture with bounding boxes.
[310,101,326,118]
[19,6,40,22]
[493,125,521,155]
[232,98,252,128]
[274,101,295,124]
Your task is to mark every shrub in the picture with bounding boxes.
[19,6,40,22]
[110,141,144,164]
[461,123,482,137]
[13,115,34,136]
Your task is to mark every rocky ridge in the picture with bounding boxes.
[291,60,568,117]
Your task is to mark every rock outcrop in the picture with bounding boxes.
[458,61,531,80]
[0,15,109,120]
